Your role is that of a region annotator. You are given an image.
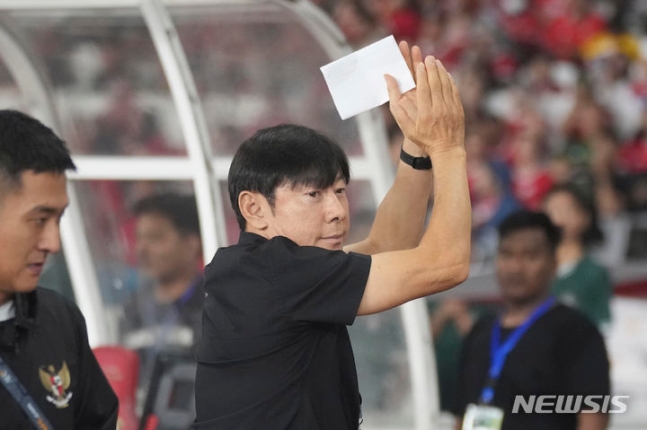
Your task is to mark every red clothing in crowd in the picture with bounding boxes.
[389,8,421,43]
[512,167,554,209]
[618,138,647,174]
[542,9,607,59]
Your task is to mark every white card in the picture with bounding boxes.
[320,35,416,120]
[462,403,504,430]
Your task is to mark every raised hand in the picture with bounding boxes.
[385,50,465,158]
[399,41,423,85]
[389,42,421,141]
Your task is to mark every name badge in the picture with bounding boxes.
[462,403,504,430]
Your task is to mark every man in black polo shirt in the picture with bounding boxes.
[194,42,472,429]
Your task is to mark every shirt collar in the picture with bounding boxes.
[238,231,269,246]
[0,291,37,351]
[0,300,15,322]
[0,291,37,327]
[14,291,38,330]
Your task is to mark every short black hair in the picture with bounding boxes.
[0,109,76,191]
[545,183,604,246]
[132,192,201,236]
[228,124,350,230]
[498,210,561,253]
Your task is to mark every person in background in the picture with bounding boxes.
[332,0,384,49]
[428,297,475,412]
[543,184,613,329]
[453,210,609,430]
[0,109,118,429]
[470,162,521,259]
[119,192,204,385]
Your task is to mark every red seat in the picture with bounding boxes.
[93,345,140,430]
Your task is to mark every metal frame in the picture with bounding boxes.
[141,0,226,262]
[69,157,196,180]
[0,18,113,346]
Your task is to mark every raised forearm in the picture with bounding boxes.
[360,149,471,315]
[365,137,433,253]
[385,57,470,293]
[356,51,470,316]
[415,147,471,291]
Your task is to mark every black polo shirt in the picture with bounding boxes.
[194,232,371,430]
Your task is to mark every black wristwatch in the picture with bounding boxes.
[400,147,432,170]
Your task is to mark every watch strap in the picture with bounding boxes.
[400,147,432,170]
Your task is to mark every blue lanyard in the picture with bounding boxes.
[0,355,55,430]
[480,296,556,404]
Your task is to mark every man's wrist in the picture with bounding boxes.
[401,137,427,157]
[427,147,467,161]
[400,147,432,170]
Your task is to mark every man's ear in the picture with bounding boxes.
[239,191,268,230]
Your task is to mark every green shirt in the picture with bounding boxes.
[552,255,612,327]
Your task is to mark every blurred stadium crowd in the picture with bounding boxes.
[1,2,646,426]
[317,0,647,262]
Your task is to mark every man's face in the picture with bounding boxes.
[263,177,350,250]
[135,213,200,283]
[0,171,68,303]
[496,228,556,304]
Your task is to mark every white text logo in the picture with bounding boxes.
[512,395,630,414]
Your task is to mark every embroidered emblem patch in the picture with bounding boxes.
[39,361,73,408]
